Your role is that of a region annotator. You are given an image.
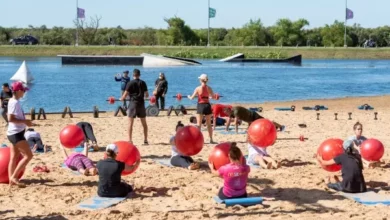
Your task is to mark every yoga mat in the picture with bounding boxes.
[153,158,173,167]
[73,146,95,153]
[340,191,390,206]
[218,130,247,135]
[274,107,292,111]
[77,195,129,210]
[61,164,80,175]
[358,105,374,110]
[213,196,263,207]
[302,106,329,110]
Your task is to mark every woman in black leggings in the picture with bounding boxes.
[170,121,200,170]
[76,122,99,151]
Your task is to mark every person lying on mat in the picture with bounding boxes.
[212,104,232,130]
[224,106,285,133]
[170,121,200,170]
[76,122,99,151]
[344,122,376,169]
[317,141,367,193]
[24,128,51,153]
[61,142,97,176]
[189,116,226,128]
[208,142,250,200]
[97,144,140,198]
[247,142,281,169]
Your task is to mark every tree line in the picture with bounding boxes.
[0,16,389,47]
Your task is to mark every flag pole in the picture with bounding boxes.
[344,0,347,47]
[207,0,210,47]
[76,0,79,46]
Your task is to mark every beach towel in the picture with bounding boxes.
[77,195,130,210]
[340,191,390,206]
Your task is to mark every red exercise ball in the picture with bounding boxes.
[360,139,384,161]
[149,96,156,105]
[209,142,231,170]
[247,119,277,148]
[0,147,24,184]
[114,141,141,176]
[175,126,204,156]
[317,138,344,172]
[59,125,85,148]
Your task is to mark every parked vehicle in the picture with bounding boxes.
[9,35,39,45]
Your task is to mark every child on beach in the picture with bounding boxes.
[97,144,140,197]
[317,140,367,193]
[208,142,250,200]
[343,122,377,168]
[61,142,97,176]
[24,128,50,153]
[247,142,281,169]
[170,121,200,170]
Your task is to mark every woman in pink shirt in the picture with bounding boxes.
[208,142,250,200]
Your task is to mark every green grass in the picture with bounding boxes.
[1,45,390,59]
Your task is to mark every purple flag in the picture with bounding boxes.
[346,8,354,20]
[77,7,85,19]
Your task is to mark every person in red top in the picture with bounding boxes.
[212,104,232,130]
[188,74,217,143]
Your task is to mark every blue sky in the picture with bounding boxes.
[1,0,388,29]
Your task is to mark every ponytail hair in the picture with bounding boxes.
[229,142,242,161]
[176,121,184,131]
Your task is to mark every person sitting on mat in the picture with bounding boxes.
[343,122,376,168]
[224,106,285,133]
[76,122,99,151]
[61,142,97,176]
[24,128,50,153]
[170,121,200,170]
[212,104,232,130]
[97,144,140,198]
[208,142,250,200]
[317,140,367,193]
[247,142,281,169]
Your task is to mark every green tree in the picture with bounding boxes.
[164,17,198,45]
[272,18,309,46]
[321,20,352,47]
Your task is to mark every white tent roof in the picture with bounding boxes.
[10,61,34,84]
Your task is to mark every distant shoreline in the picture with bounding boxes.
[1,45,390,59]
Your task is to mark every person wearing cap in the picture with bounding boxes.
[6,81,36,187]
[61,142,97,176]
[115,70,131,108]
[223,106,285,134]
[0,83,12,126]
[120,69,149,145]
[343,122,377,168]
[97,144,140,197]
[317,138,367,193]
[188,73,218,144]
[153,72,168,110]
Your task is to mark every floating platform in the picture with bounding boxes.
[58,53,201,66]
[220,53,302,65]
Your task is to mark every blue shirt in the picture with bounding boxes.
[115,76,131,90]
[343,135,367,150]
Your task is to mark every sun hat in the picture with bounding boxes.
[198,74,208,80]
[11,81,29,92]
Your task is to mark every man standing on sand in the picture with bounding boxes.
[0,83,12,126]
[120,69,149,145]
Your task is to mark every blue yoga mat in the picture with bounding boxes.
[61,164,80,175]
[341,191,390,206]
[244,156,260,168]
[153,158,173,167]
[73,146,95,153]
[302,106,329,110]
[358,105,374,110]
[213,196,263,207]
[274,107,292,111]
[218,130,247,135]
[77,195,129,210]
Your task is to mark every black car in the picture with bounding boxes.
[9,35,39,45]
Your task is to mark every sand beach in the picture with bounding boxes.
[1,95,390,220]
